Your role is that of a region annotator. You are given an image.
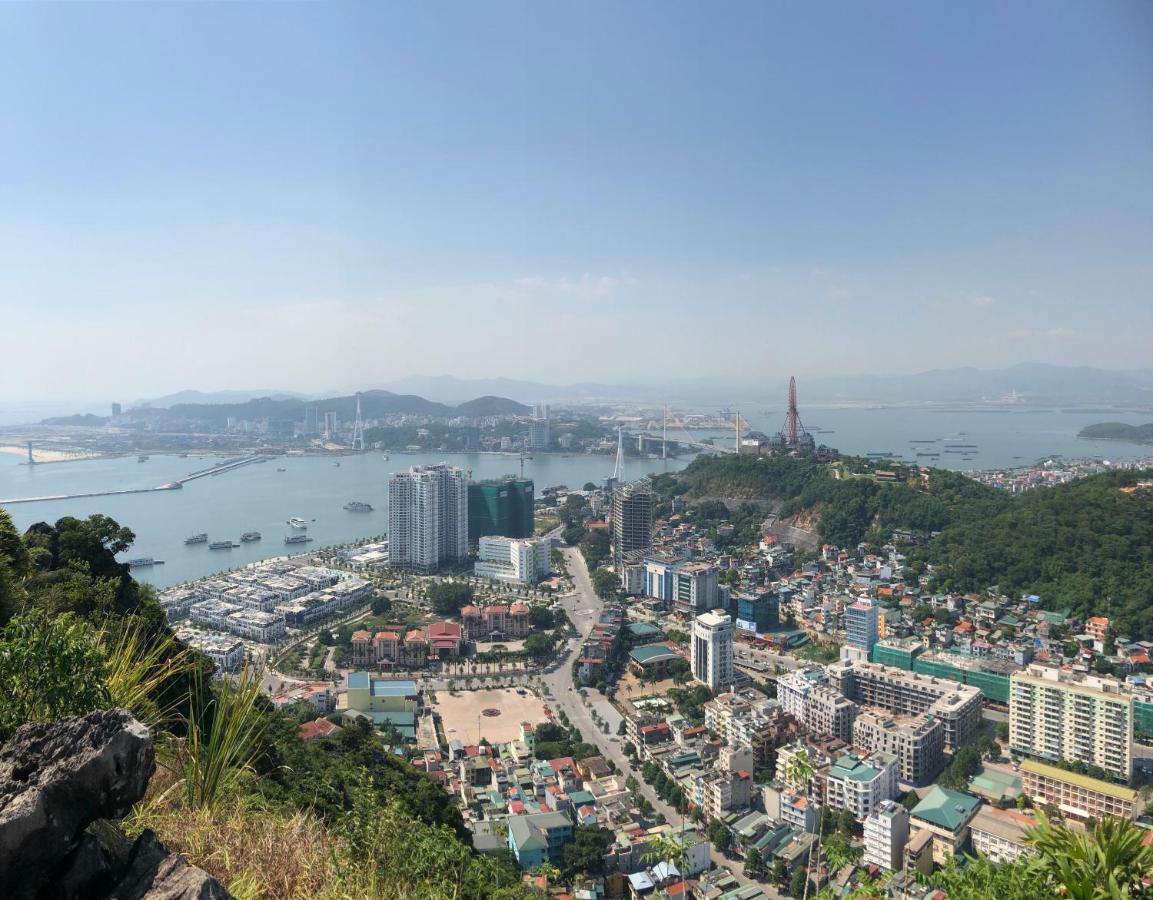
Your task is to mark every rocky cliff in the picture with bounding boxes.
[0,708,231,900]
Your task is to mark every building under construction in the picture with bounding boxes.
[610,478,653,570]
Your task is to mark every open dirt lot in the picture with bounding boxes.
[433,687,550,745]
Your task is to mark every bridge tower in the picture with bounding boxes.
[612,425,625,483]
[352,393,365,451]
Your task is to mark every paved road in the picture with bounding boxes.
[543,544,764,893]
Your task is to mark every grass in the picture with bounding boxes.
[180,664,270,810]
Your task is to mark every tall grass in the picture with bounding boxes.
[180,663,270,810]
[98,617,197,731]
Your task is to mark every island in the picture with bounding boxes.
[1078,421,1153,444]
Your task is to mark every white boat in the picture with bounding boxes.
[287,517,308,529]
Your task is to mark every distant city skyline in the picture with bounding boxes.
[2,1,1150,401]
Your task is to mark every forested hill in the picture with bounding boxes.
[1078,422,1153,444]
[660,455,1153,639]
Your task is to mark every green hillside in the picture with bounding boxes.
[663,455,1153,638]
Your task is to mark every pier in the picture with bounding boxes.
[0,454,267,505]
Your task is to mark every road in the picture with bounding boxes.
[543,544,763,893]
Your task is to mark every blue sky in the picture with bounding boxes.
[1,0,1150,401]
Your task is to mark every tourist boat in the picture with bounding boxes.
[277,467,287,472]
[284,534,313,545]
[287,517,308,529]
[137,454,150,462]
[240,531,261,542]
[343,501,373,512]
[185,533,208,545]
[333,461,341,467]
[127,557,162,568]
[209,541,235,550]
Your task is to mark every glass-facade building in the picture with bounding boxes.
[467,478,534,543]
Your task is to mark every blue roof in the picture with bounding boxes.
[347,671,370,689]
[372,679,419,696]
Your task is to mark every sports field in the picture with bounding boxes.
[434,687,549,745]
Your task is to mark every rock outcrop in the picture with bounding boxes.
[0,709,231,900]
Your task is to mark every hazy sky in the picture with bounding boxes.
[2,1,1151,402]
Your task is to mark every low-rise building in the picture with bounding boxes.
[907,785,981,871]
[473,536,551,585]
[1018,758,1140,822]
[969,806,1036,864]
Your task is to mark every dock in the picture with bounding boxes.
[0,454,267,505]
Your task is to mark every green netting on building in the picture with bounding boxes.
[467,479,534,542]
[913,656,963,682]
[1135,698,1153,742]
[964,668,1010,704]
[872,643,920,671]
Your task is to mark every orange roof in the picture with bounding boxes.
[461,605,481,616]
[298,718,341,741]
[351,629,371,641]
[510,602,530,613]
[484,605,507,615]
[405,629,425,643]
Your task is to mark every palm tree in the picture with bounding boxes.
[1026,814,1153,899]
[783,750,820,900]
[643,832,689,890]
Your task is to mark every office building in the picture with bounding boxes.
[111,402,122,417]
[473,535,551,585]
[829,660,981,752]
[387,464,468,572]
[304,405,319,435]
[863,800,909,871]
[611,480,653,569]
[735,589,779,634]
[323,411,337,440]
[467,478,534,542]
[825,751,899,821]
[853,709,944,786]
[1008,664,1133,783]
[842,598,879,662]
[691,611,734,690]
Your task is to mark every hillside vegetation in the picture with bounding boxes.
[1078,422,1153,444]
[662,455,1153,639]
[0,508,532,899]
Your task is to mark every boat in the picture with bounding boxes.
[127,557,163,568]
[240,531,261,542]
[184,533,208,545]
[277,467,287,472]
[916,452,941,458]
[287,517,308,529]
[284,534,313,545]
[137,454,149,462]
[343,501,373,512]
[909,440,938,444]
[209,541,236,550]
[381,455,390,461]
[333,461,341,467]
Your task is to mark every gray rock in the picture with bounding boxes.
[0,709,232,900]
[0,708,154,899]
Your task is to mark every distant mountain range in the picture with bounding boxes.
[379,364,1153,407]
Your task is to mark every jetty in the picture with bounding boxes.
[0,454,267,505]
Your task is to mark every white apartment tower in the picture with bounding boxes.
[1009,664,1134,783]
[863,800,909,872]
[691,610,734,690]
[387,463,468,572]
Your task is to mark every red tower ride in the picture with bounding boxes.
[782,376,806,447]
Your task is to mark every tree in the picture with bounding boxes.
[0,608,111,741]
[370,595,392,616]
[744,846,763,877]
[708,819,732,853]
[591,569,620,599]
[562,826,613,878]
[528,606,555,630]
[790,867,807,898]
[901,791,920,811]
[583,482,597,492]
[643,833,688,877]
[996,721,1010,742]
[772,858,788,886]
[427,581,474,616]
[524,633,555,663]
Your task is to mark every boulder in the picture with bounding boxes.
[0,709,231,900]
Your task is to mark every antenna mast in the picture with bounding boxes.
[662,406,668,460]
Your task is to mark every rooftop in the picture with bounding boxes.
[1019,759,1138,801]
[911,785,981,832]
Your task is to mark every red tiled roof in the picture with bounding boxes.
[351,629,371,642]
[298,718,341,741]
